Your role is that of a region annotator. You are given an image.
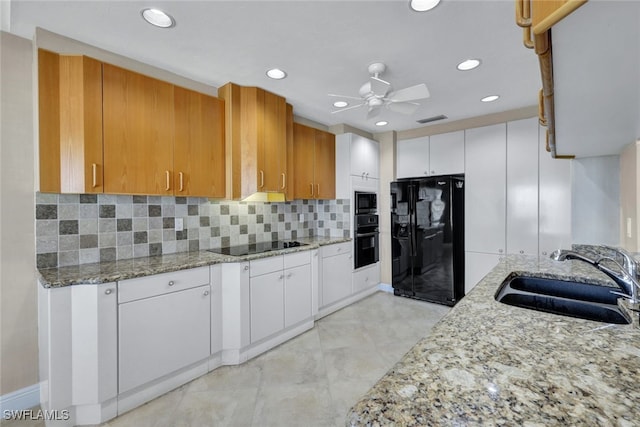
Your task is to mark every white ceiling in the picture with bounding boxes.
[7,0,544,135]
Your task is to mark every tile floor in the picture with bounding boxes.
[5,291,450,427]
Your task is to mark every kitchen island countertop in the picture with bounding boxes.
[347,255,640,426]
[38,236,350,288]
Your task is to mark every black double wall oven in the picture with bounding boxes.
[354,192,379,269]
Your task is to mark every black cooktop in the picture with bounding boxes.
[208,241,307,257]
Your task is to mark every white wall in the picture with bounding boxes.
[571,156,621,245]
[0,31,38,395]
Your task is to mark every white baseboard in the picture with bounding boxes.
[378,283,393,293]
[0,383,40,413]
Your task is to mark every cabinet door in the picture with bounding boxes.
[465,252,501,294]
[103,64,174,195]
[464,124,507,255]
[538,124,572,257]
[397,136,429,179]
[118,285,210,393]
[353,263,380,293]
[429,131,464,176]
[38,51,104,194]
[261,90,287,192]
[321,253,352,307]
[314,129,336,199]
[174,86,225,197]
[284,264,312,328]
[506,118,539,256]
[292,123,316,199]
[350,134,379,179]
[250,271,284,343]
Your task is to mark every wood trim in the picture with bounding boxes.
[38,49,61,192]
[285,104,294,201]
[532,0,588,35]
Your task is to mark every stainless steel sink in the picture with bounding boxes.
[495,275,631,324]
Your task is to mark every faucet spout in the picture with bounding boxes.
[550,248,640,304]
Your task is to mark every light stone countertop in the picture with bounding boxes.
[347,254,640,426]
[38,236,350,288]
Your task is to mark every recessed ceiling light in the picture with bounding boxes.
[266,68,287,80]
[481,95,500,102]
[457,59,481,71]
[410,0,441,12]
[333,101,349,108]
[141,8,175,28]
[375,121,389,126]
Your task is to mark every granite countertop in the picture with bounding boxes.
[347,255,640,426]
[38,236,350,288]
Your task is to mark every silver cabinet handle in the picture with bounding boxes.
[281,173,286,190]
[179,172,184,192]
[519,250,524,254]
[165,170,170,191]
[542,251,548,256]
[105,289,113,295]
[259,170,265,188]
[337,247,342,252]
[279,274,284,280]
[92,163,98,188]
[203,290,210,296]
[498,249,504,254]
[168,280,175,286]
[244,265,249,271]
[287,272,293,279]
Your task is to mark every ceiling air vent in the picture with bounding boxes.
[416,114,447,124]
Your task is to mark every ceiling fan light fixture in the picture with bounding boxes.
[141,8,175,28]
[481,95,500,102]
[266,68,287,80]
[333,101,349,108]
[375,121,389,126]
[457,59,481,71]
[410,0,441,12]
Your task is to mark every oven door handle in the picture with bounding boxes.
[356,231,379,238]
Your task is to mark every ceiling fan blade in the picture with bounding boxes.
[387,84,430,102]
[331,103,366,113]
[370,76,391,97]
[387,101,420,115]
[328,93,365,101]
[366,106,381,120]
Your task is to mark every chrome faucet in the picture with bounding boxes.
[550,248,640,304]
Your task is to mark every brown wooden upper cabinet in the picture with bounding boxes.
[39,51,225,196]
[173,87,225,198]
[38,49,104,193]
[103,64,175,195]
[218,83,289,200]
[292,123,336,200]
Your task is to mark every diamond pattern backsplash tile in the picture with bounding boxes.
[35,193,350,268]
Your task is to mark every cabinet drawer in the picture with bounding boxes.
[321,242,352,258]
[118,266,209,303]
[283,251,311,269]
[250,256,284,277]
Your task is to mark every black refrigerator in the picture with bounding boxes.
[390,175,465,306]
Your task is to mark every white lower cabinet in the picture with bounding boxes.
[465,252,502,293]
[353,263,380,294]
[320,242,352,307]
[118,284,211,394]
[250,270,285,343]
[249,251,312,344]
[284,264,312,328]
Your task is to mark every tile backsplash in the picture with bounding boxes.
[36,193,350,269]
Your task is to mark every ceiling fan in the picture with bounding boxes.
[329,62,430,120]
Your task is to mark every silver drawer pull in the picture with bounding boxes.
[168,281,175,286]
[105,289,113,295]
[244,265,249,271]
[203,290,210,296]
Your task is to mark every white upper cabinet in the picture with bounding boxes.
[350,134,380,179]
[506,118,539,256]
[396,131,464,179]
[429,131,465,176]
[396,136,429,179]
[464,123,507,255]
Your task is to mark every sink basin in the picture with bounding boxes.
[495,275,631,324]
